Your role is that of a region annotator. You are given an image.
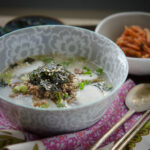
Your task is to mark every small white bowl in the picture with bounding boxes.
[95,11,150,75]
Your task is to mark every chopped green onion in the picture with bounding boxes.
[13,85,28,94]
[57,103,66,108]
[0,71,12,84]
[12,86,20,93]
[83,66,92,76]
[62,61,70,66]
[68,58,73,62]
[77,56,86,61]
[79,82,84,90]
[84,80,91,85]
[83,71,92,76]
[40,102,50,108]
[96,68,103,75]
[104,83,113,90]
[62,58,74,66]
[56,92,62,104]
[56,92,66,108]
[20,85,28,93]
[56,92,67,107]
[78,80,91,90]
[83,66,90,71]
[64,93,69,99]
[36,55,53,64]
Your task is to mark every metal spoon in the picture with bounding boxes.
[90,83,150,150]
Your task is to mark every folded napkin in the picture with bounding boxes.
[0,79,143,150]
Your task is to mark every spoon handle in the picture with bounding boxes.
[90,109,135,150]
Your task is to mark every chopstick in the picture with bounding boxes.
[111,110,150,150]
[117,113,150,150]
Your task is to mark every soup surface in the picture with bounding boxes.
[0,54,113,108]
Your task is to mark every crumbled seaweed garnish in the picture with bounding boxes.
[93,82,113,92]
[93,82,105,92]
[9,63,18,69]
[0,71,12,87]
[40,80,60,93]
[29,63,71,93]
[0,79,8,87]
[96,68,103,76]
[23,57,35,63]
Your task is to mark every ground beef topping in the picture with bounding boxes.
[10,63,77,106]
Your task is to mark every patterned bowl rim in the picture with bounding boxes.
[0,25,129,111]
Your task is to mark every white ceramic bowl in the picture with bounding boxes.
[0,25,128,135]
[95,12,150,75]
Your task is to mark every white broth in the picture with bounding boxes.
[0,54,113,108]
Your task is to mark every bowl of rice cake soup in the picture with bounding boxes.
[0,25,128,135]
